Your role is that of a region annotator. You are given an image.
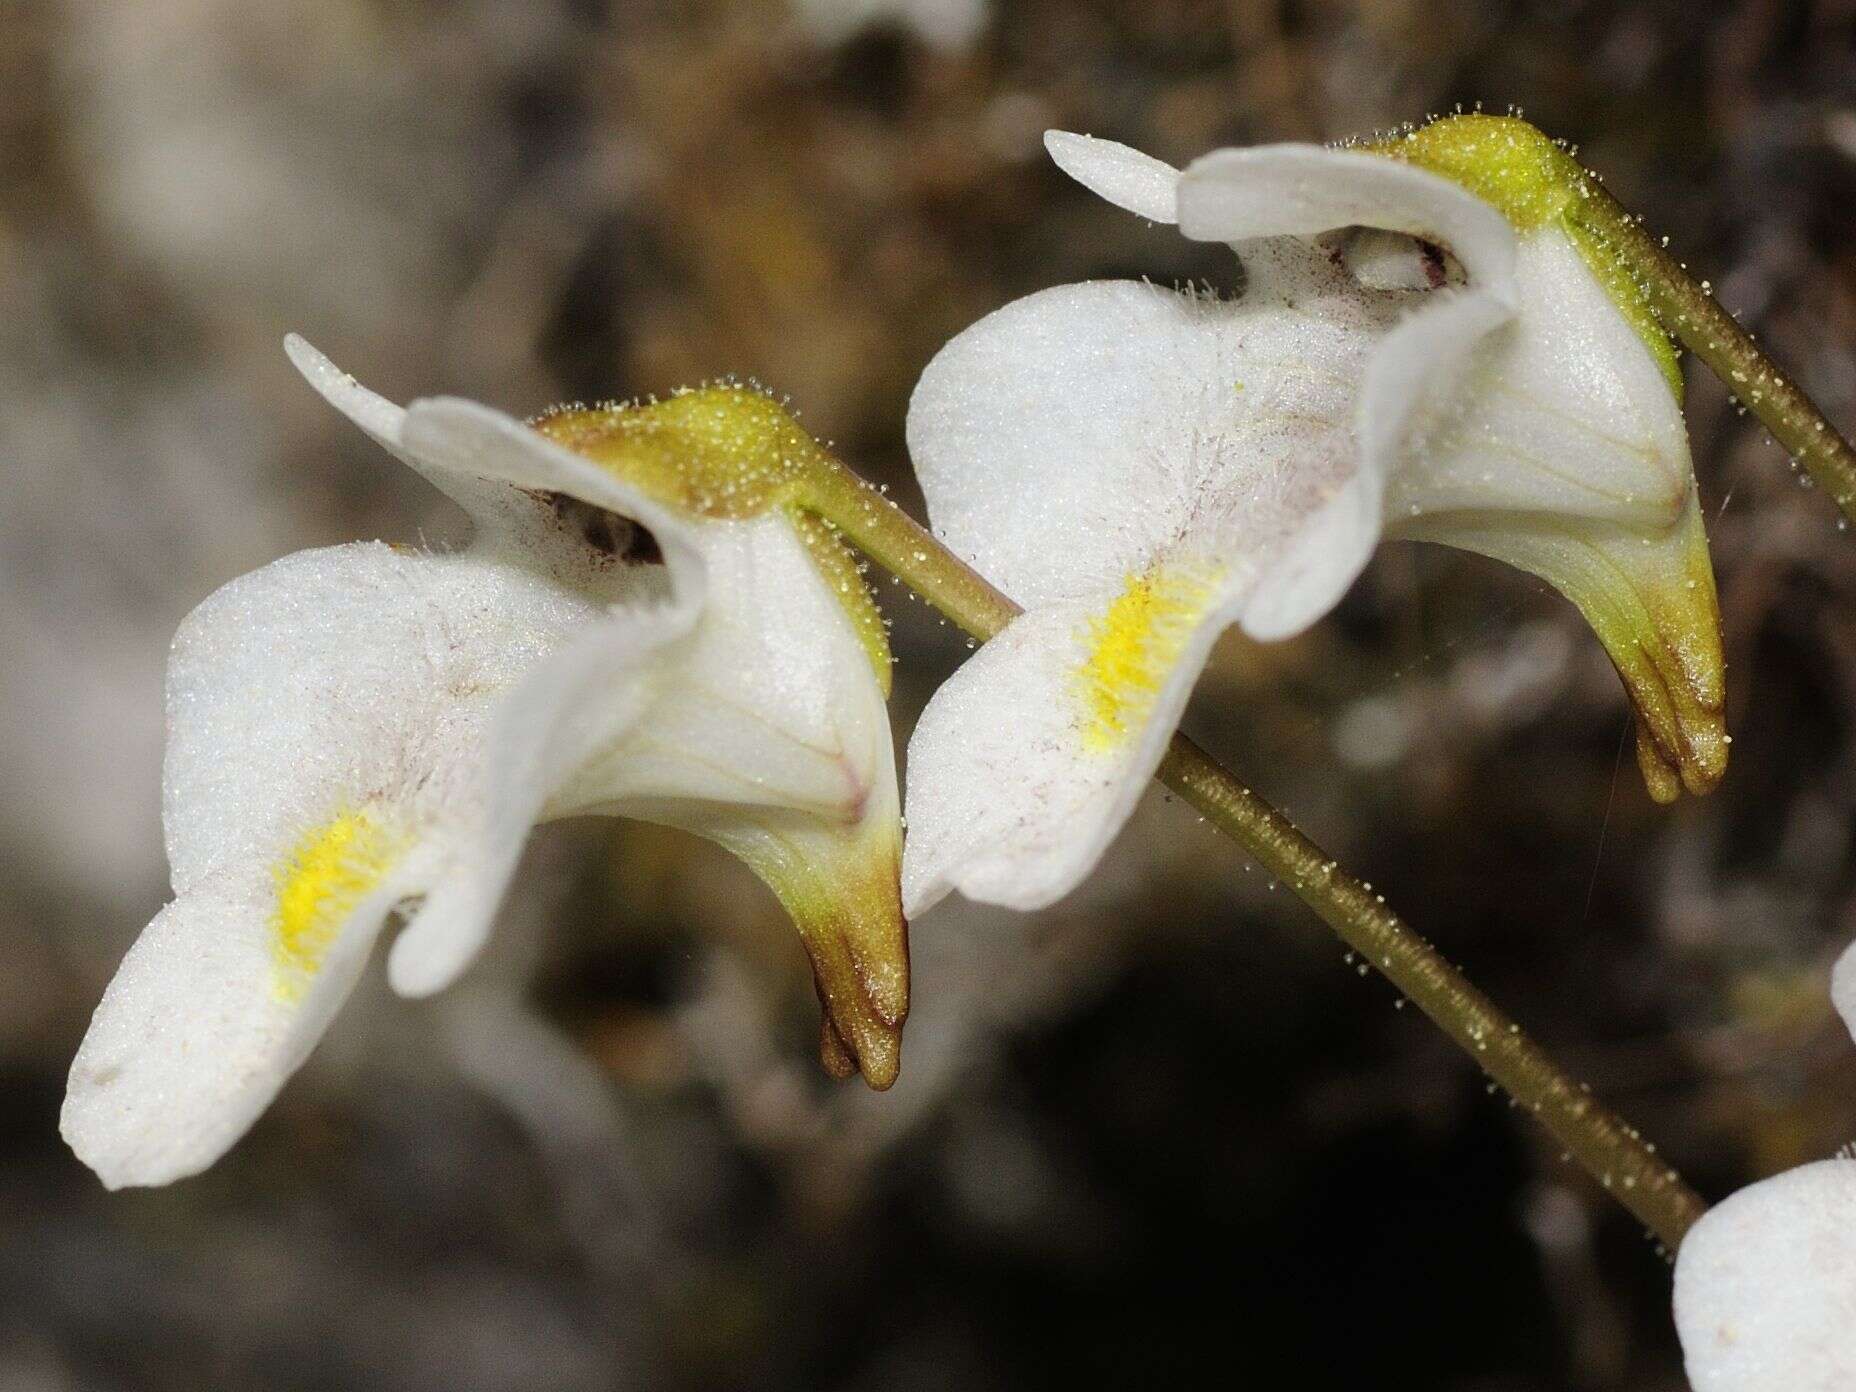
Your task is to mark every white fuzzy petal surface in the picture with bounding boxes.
[71,339,908,1183]
[162,541,613,895]
[67,538,636,1185]
[289,336,711,592]
[1178,144,1517,300]
[62,877,407,1189]
[1833,941,1856,1044]
[1674,1158,1856,1392]
[386,600,692,997]
[286,334,523,526]
[560,514,894,825]
[908,276,1390,616]
[1043,130,1179,223]
[1385,227,1691,530]
[902,581,1237,915]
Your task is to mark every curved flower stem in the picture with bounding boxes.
[802,461,1708,1253]
[1155,736,1704,1252]
[1569,184,1856,522]
[802,469,1019,638]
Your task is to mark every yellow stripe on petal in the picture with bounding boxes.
[270,810,404,1001]
[1075,563,1224,753]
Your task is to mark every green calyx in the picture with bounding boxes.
[535,385,827,519]
[1361,114,1684,399]
[534,386,892,694]
[690,808,909,1091]
[1362,114,1582,232]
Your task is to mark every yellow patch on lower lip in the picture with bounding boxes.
[270,810,404,1001]
[1075,562,1224,753]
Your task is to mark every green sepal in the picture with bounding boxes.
[1361,114,1684,398]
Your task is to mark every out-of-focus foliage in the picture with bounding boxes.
[4,1,1856,1387]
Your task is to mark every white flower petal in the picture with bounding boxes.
[1384,226,1691,528]
[1235,470,1380,641]
[1830,939,1856,1045]
[288,336,708,591]
[1357,289,1514,481]
[1177,144,1517,302]
[1674,1158,1856,1392]
[904,567,1240,915]
[386,603,693,997]
[908,279,1183,607]
[392,512,899,1000]
[285,333,406,448]
[62,871,413,1189]
[1043,130,1180,223]
[909,277,1380,612]
[66,536,639,1186]
[559,514,891,820]
[285,333,516,525]
[162,541,608,895]
[398,397,706,585]
[1335,286,1516,603]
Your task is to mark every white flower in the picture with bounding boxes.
[63,338,907,1189]
[1829,942,1856,1047]
[1674,1157,1856,1391]
[901,116,1726,915]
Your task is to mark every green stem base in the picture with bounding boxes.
[1572,184,1856,522]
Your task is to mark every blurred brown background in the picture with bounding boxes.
[6,0,1856,1387]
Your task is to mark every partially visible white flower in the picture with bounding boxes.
[1830,942,1856,1045]
[1674,1157,1856,1391]
[901,116,1725,915]
[63,338,906,1189]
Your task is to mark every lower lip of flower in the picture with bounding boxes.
[1074,560,1225,753]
